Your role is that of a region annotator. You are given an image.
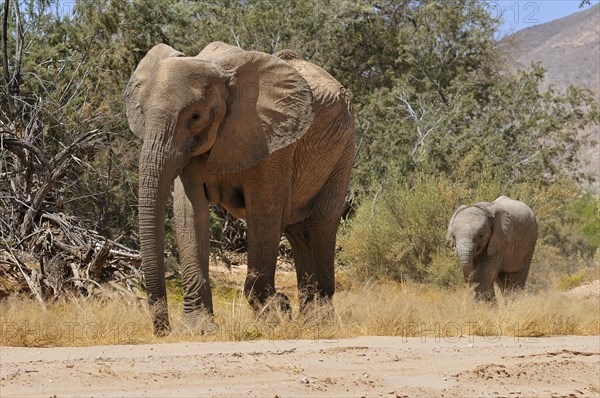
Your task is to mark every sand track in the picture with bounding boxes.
[1,335,599,397]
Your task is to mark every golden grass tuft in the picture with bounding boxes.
[1,268,598,347]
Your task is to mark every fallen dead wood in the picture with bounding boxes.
[1,238,47,309]
[0,209,144,301]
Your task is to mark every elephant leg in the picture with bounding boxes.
[495,271,509,292]
[306,221,337,302]
[285,221,315,308]
[244,212,289,313]
[240,156,295,314]
[285,219,338,311]
[174,174,213,326]
[289,159,351,311]
[473,259,501,302]
[496,258,532,294]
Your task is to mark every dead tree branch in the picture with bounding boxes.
[0,2,141,303]
[1,238,47,309]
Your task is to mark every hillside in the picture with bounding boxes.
[501,4,599,97]
[500,4,600,183]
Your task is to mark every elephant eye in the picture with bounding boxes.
[187,112,203,130]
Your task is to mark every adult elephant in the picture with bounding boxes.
[447,196,538,301]
[125,42,355,335]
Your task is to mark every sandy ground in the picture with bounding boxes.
[1,335,599,397]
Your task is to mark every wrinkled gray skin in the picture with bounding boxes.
[447,196,538,301]
[125,42,355,335]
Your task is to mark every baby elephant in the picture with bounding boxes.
[447,196,538,300]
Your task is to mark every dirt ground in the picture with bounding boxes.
[1,335,599,397]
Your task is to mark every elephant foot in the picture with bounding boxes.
[181,310,219,335]
[153,320,171,337]
[474,289,496,303]
[299,295,336,322]
[149,300,171,337]
[254,292,292,320]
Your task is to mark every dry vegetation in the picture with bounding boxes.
[1,262,598,347]
[1,160,598,348]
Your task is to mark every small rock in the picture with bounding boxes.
[299,377,309,384]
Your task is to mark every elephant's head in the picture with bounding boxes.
[447,203,510,297]
[125,42,314,335]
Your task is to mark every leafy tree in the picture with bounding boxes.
[350,0,598,194]
[1,0,597,273]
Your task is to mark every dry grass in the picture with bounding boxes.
[1,266,598,347]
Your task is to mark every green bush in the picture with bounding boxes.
[339,172,463,285]
[566,193,600,255]
[527,242,574,291]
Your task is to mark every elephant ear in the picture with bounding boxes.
[447,205,467,246]
[487,204,512,258]
[198,46,314,174]
[125,44,184,139]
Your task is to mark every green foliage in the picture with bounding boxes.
[568,193,600,252]
[166,279,184,303]
[354,53,598,193]
[533,188,600,259]
[339,171,464,285]
[2,0,597,273]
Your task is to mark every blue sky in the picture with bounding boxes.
[494,0,600,38]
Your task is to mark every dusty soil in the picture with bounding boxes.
[565,280,600,300]
[1,335,599,397]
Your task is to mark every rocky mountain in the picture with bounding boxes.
[500,4,599,184]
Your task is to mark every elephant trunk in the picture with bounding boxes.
[456,241,476,283]
[138,112,184,336]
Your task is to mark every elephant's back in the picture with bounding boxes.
[494,196,537,229]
